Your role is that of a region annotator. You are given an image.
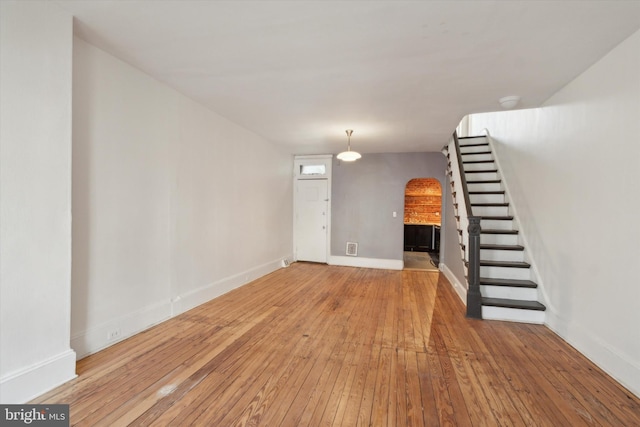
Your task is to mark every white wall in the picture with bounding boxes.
[71,38,293,359]
[468,30,640,396]
[0,2,77,403]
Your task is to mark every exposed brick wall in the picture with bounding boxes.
[404,178,441,225]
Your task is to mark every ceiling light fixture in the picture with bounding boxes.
[337,129,361,162]
[499,95,521,109]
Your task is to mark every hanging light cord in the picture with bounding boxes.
[346,129,353,151]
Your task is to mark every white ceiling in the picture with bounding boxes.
[54,1,640,155]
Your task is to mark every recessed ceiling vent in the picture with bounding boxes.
[346,242,358,256]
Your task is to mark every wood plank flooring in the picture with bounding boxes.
[33,262,640,426]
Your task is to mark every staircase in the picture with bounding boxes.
[448,135,546,323]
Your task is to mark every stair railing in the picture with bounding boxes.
[449,132,482,318]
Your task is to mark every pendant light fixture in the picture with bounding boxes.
[337,129,361,162]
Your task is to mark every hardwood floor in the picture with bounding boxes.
[34,262,640,426]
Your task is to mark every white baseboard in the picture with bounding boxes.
[71,256,291,360]
[71,301,172,359]
[328,256,403,270]
[0,349,77,403]
[441,263,467,304]
[482,306,545,324]
[172,257,287,315]
[545,310,640,398]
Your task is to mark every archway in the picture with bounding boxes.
[403,178,441,270]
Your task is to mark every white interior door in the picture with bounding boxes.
[295,179,328,263]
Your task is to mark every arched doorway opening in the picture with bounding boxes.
[403,178,441,271]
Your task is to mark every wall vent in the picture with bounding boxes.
[346,242,358,256]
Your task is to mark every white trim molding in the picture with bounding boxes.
[71,301,171,360]
[173,257,288,315]
[441,263,467,303]
[71,256,291,360]
[329,256,403,270]
[545,310,640,397]
[0,349,77,403]
[482,129,552,312]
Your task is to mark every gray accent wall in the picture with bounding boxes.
[331,152,447,260]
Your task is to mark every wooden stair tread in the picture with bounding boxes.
[480,244,524,251]
[459,143,488,147]
[480,260,530,268]
[480,278,537,288]
[456,135,549,319]
[472,202,509,206]
[461,150,492,155]
[482,297,546,311]
[481,229,519,234]
[458,135,486,139]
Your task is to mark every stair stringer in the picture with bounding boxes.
[481,129,551,315]
[445,137,485,283]
[457,134,546,323]
[443,136,472,305]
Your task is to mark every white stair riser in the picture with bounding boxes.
[482,306,545,324]
[481,219,514,230]
[464,172,500,184]
[459,144,488,154]
[481,265,530,280]
[464,162,496,171]
[481,233,519,245]
[470,193,505,204]
[468,182,502,192]
[462,153,493,162]
[466,172,499,181]
[480,249,524,262]
[472,205,509,216]
[458,138,547,326]
[480,285,537,300]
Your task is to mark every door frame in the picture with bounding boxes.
[293,155,333,263]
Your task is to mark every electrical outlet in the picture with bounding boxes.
[107,328,121,341]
